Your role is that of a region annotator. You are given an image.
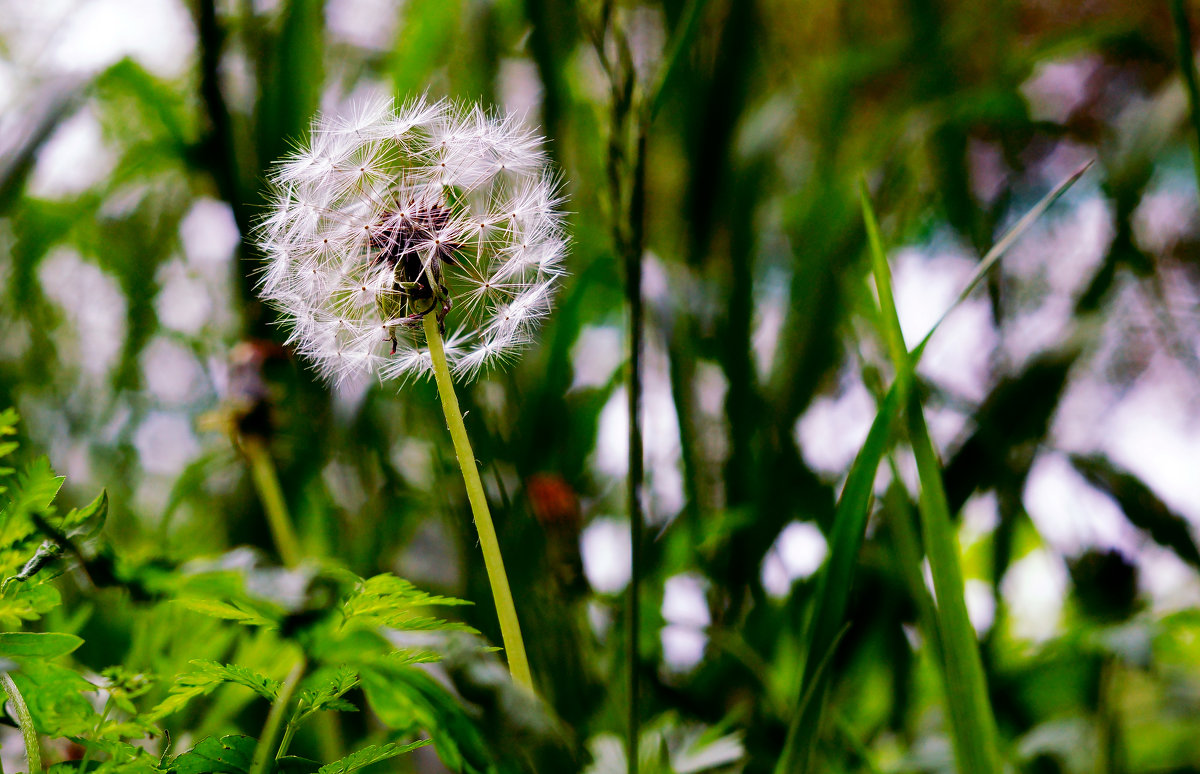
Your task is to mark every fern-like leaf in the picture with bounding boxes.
[317,739,431,774]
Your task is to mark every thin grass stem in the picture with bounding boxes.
[1170,0,1200,196]
[242,437,302,568]
[422,313,534,693]
[249,658,304,774]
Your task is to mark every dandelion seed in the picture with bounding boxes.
[256,97,568,385]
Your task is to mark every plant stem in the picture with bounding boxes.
[1,673,41,774]
[243,436,303,568]
[624,125,648,774]
[1171,0,1200,197]
[422,313,534,694]
[249,658,305,774]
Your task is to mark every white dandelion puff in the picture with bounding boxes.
[256,97,568,385]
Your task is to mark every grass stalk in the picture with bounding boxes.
[422,313,534,694]
[249,658,305,774]
[624,125,648,774]
[1170,0,1200,196]
[1,673,41,774]
[242,436,302,568]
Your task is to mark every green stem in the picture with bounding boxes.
[1,673,41,774]
[249,658,305,774]
[422,314,534,693]
[243,437,303,568]
[1171,0,1200,197]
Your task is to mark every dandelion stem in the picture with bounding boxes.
[1,673,41,774]
[243,436,303,568]
[423,313,534,693]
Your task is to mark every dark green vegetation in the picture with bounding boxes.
[2,1,1200,773]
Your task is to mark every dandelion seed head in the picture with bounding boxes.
[256,97,568,385]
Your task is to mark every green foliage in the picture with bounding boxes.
[315,740,432,774]
[2,1,1200,772]
[151,661,281,720]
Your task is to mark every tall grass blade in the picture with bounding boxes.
[912,161,1091,362]
[774,383,905,774]
[863,187,1001,774]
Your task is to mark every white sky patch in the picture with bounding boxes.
[1002,547,1067,643]
[751,266,789,380]
[1133,176,1198,255]
[141,336,204,405]
[180,198,241,268]
[1098,356,1200,527]
[1000,195,1113,367]
[661,624,707,673]
[1138,544,1200,613]
[155,259,213,336]
[498,58,543,124]
[49,0,195,78]
[325,0,400,51]
[794,369,875,477]
[964,578,995,636]
[38,247,127,378]
[662,573,710,628]
[592,341,684,520]
[762,520,828,599]
[1023,451,1141,558]
[133,411,200,476]
[960,490,999,546]
[1020,56,1098,124]
[891,245,997,403]
[28,105,116,199]
[571,324,622,390]
[581,517,631,594]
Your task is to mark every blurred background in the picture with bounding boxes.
[2,0,1200,771]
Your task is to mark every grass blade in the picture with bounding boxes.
[905,395,1002,774]
[864,187,1002,774]
[778,168,1083,772]
[775,383,905,774]
[911,161,1092,362]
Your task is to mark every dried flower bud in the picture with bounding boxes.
[256,97,567,385]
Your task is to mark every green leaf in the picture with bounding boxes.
[59,489,109,540]
[3,456,65,527]
[150,661,279,720]
[0,581,63,627]
[862,186,1002,774]
[317,740,432,774]
[361,667,492,774]
[296,666,360,722]
[341,574,473,634]
[177,598,278,629]
[169,735,256,774]
[0,631,83,660]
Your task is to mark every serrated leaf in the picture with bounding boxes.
[0,631,83,660]
[342,574,473,634]
[297,665,359,721]
[177,598,277,628]
[317,740,432,774]
[0,580,62,627]
[59,489,108,540]
[2,458,65,544]
[149,660,279,720]
[168,735,255,774]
